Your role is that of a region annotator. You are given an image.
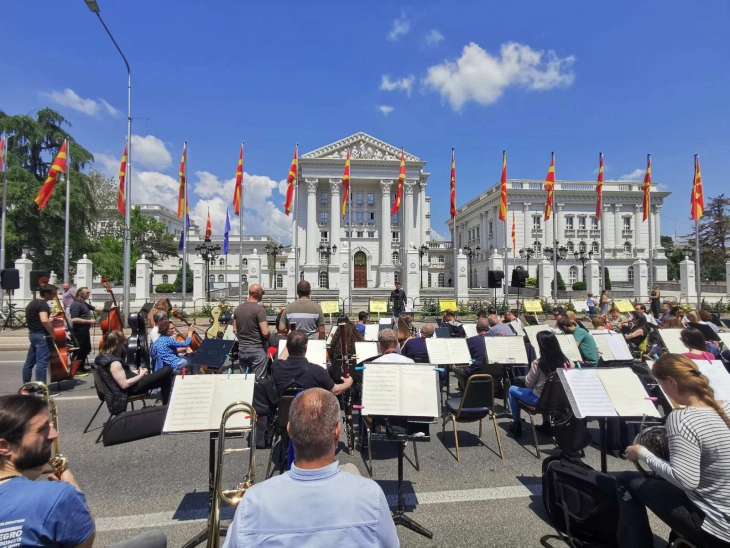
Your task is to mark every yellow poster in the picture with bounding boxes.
[523,300,543,313]
[320,301,340,314]
[370,300,388,313]
[614,300,634,313]
[439,299,457,312]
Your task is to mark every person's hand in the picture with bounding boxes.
[138,368,149,377]
[344,376,354,388]
[624,444,643,463]
[48,469,81,490]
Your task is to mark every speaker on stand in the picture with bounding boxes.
[29,270,51,295]
[487,270,504,310]
[510,268,529,316]
[0,269,21,331]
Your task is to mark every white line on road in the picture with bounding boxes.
[94,484,542,532]
[54,395,100,401]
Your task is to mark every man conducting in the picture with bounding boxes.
[279,281,325,340]
[389,282,406,319]
[234,284,271,378]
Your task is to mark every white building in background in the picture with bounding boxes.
[136,203,199,237]
[447,179,670,287]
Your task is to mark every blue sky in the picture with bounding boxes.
[2,0,728,244]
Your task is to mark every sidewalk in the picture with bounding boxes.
[0,328,132,351]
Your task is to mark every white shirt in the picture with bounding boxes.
[372,351,414,364]
[148,326,160,344]
[643,313,658,326]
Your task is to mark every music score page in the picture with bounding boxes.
[361,364,439,419]
[354,341,379,363]
[425,338,472,365]
[278,340,327,367]
[484,337,528,364]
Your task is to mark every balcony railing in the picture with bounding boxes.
[318,220,329,227]
[622,229,633,238]
[564,229,576,238]
[589,229,601,237]
[531,229,543,238]
[577,229,588,238]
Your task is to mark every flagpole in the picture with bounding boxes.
[63,139,71,283]
[238,141,244,303]
[347,147,353,315]
[181,140,188,309]
[646,153,654,304]
[292,143,299,293]
[599,153,605,292]
[694,154,702,311]
[552,153,558,303]
[0,135,6,271]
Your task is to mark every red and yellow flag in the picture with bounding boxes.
[450,148,456,219]
[205,209,212,239]
[511,212,516,254]
[690,154,704,221]
[177,142,187,218]
[117,144,127,217]
[341,148,350,218]
[499,150,508,221]
[642,154,651,222]
[233,142,243,216]
[596,152,604,220]
[543,152,555,221]
[391,148,406,216]
[34,140,68,210]
[0,136,5,171]
[284,145,298,216]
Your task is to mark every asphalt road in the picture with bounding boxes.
[0,350,671,547]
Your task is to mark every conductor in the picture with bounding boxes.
[390,282,406,318]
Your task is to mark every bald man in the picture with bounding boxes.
[234,284,272,379]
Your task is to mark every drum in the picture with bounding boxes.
[633,426,669,474]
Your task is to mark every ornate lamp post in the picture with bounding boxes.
[194,238,221,301]
[413,244,429,288]
[573,249,594,281]
[265,243,284,289]
[463,244,481,289]
[519,246,535,277]
[316,243,337,288]
[544,244,569,298]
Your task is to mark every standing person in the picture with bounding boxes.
[599,290,610,315]
[60,282,75,310]
[233,284,271,379]
[649,285,661,318]
[22,283,58,384]
[69,287,104,373]
[586,293,596,316]
[279,281,325,340]
[389,282,406,319]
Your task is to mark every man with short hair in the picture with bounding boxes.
[658,302,672,325]
[443,310,467,338]
[22,284,58,384]
[557,318,599,366]
[401,323,433,362]
[372,329,414,363]
[69,287,103,373]
[453,318,492,391]
[272,331,352,395]
[279,281,325,340]
[488,314,515,337]
[609,307,628,332]
[223,388,398,547]
[61,282,75,309]
[504,310,523,329]
[389,282,406,319]
[234,284,272,379]
[355,311,368,336]
[635,303,658,326]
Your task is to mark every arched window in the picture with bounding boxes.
[242,258,248,266]
[566,241,574,253]
[219,258,225,266]
[208,275,215,283]
[218,275,224,283]
[242,275,247,283]
[438,255,445,265]
[533,241,542,254]
[628,265,634,282]
[578,241,587,253]
[623,241,632,254]
[591,241,599,254]
[392,251,399,264]
[319,271,328,288]
[162,274,168,284]
[569,266,578,284]
[277,274,284,288]
[438,273,445,287]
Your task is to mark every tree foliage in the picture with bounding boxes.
[173,263,194,293]
[604,267,611,290]
[684,195,729,281]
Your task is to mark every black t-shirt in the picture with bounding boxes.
[390,289,406,309]
[25,299,51,334]
[271,356,334,395]
[69,301,95,331]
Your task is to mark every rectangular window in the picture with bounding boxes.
[565,216,574,229]
[591,217,599,229]
[623,217,631,230]
[356,212,363,224]
[367,193,375,206]
[368,231,375,238]
[319,212,328,224]
[356,192,363,205]
[344,213,350,225]
[392,231,400,241]
[320,191,328,206]
[357,231,363,238]
[392,213,399,224]
[578,216,586,229]
[532,217,540,229]
[345,231,351,237]
[368,212,375,220]
[320,231,328,241]
[476,227,480,238]
[489,221,494,235]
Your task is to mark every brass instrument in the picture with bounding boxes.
[18,382,68,476]
[633,425,669,474]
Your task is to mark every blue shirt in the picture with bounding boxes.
[355,323,366,335]
[150,335,191,369]
[0,477,94,547]
[222,461,399,548]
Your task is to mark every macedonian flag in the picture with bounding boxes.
[450,148,456,220]
[35,140,68,210]
[205,209,212,239]
[499,150,508,221]
[690,154,704,221]
[0,136,5,172]
[284,144,298,216]
[543,152,555,221]
[391,148,406,216]
[642,154,651,222]
[177,142,187,218]
[341,147,350,218]
[118,144,127,217]
[233,142,243,216]
[596,152,604,220]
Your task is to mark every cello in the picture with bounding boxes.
[171,309,202,351]
[99,277,124,348]
[38,278,71,382]
[126,307,150,369]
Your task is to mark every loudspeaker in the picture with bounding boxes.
[487,270,504,288]
[511,268,529,288]
[29,270,50,292]
[0,269,20,291]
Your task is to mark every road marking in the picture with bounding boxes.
[54,395,100,401]
[94,484,542,532]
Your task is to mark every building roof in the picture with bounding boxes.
[301,132,420,161]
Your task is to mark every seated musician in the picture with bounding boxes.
[591,316,611,333]
[0,394,167,548]
[355,311,368,336]
[328,318,364,365]
[396,317,413,349]
[635,303,658,326]
[550,308,568,334]
[503,310,522,328]
[508,331,569,437]
[96,330,174,408]
[271,330,352,395]
[658,301,672,324]
[621,354,730,547]
[147,311,167,345]
[565,311,589,333]
[453,318,490,391]
[557,318,599,366]
[149,318,196,372]
[442,310,467,338]
[372,329,414,363]
[223,388,397,547]
[680,327,721,361]
[401,323,434,362]
[488,314,515,337]
[608,307,628,332]
[671,306,688,325]
[624,311,648,352]
[698,310,721,334]
[69,287,104,373]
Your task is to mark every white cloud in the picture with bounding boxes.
[41,88,120,117]
[380,74,415,97]
[130,170,180,211]
[130,135,172,170]
[616,168,645,182]
[92,152,120,178]
[387,13,410,41]
[425,29,444,46]
[430,227,448,241]
[377,105,394,116]
[424,41,576,110]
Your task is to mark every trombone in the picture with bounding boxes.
[18,382,68,476]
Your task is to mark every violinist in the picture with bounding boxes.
[69,287,104,373]
[150,318,197,373]
[21,284,58,384]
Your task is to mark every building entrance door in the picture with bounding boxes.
[353,251,367,288]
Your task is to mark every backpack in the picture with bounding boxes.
[540,455,620,547]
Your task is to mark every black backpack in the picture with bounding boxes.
[540,455,620,547]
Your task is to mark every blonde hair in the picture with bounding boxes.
[652,354,730,428]
[566,311,578,323]
[686,310,700,323]
[397,318,412,344]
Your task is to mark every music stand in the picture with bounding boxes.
[191,339,236,370]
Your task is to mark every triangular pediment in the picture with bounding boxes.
[301,132,420,161]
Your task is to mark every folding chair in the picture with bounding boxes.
[516,372,564,458]
[266,386,303,478]
[84,368,148,443]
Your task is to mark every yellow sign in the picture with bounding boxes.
[439,299,457,312]
[320,301,340,314]
[523,300,543,313]
[370,300,388,313]
[614,300,634,313]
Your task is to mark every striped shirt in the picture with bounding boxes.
[281,299,325,340]
[639,402,730,542]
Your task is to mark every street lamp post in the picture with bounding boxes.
[194,238,221,302]
[316,243,337,289]
[463,245,481,289]
[519,246,535,277]
[265,244,284,289]
[85,0,132,316]
[544,244,568,299]
[573,250,594,282]
[414,244,429,288]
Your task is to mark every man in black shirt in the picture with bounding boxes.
[69,287,104,373]
[389,282,406,319]
[22,284,58,384]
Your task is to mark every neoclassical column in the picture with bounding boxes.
[305,179,319,266]
[634,203,643,251]
[380,180,393,266]
[613,204,623,251]
[603,203,611,252]
[523,202,532,251]
[653,205,662,246]
[404,181,416,248]
[556,203,565,245]
[418,180,427,245]
[329,179,342,252]
[545,209,553,249]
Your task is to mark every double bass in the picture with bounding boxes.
[38,278,72,382]
[99,277,124,348]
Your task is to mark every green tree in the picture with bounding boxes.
[685,195,730,281]
[173,263,194,293]
[604,267,612,290]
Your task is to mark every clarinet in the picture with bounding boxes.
[339,318,355,454]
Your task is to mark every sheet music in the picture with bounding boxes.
[223,325,236,341]
[593,332,633,361]
[659,330,689,354]
[163,375,256,433]
[463,324,478,338]
[556,334,583,363]
[277,339,328,367]
[363,324,380,342]
[596,369,660,417]
[425,338,472,365]
[355,341,379,363]
[693,360,730,401]
[572,301,588,312]
[510,320,525,337]
[378,318,392,325]
[592,333,616,361]
[325,326,337,345]
[525,325,551,357]
[561,369,617,418]
[361,363,439,419]
[717,332,730,349]
[485,337,528,364]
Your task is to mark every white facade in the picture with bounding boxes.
[448,179,670,288]
[137,203,199,237]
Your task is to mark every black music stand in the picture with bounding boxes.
[191,339,236,370]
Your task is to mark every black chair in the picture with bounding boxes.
[709,313,723,328]
[687,321,721,343]
[442,374,503,462]
[434,327,450,338]
[84,368,148,443]
[266,385,303,478]
[516,372,564,458]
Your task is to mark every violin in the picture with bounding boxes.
[39,278,71,382]
[172,309,202,351]
[99,277,124,347]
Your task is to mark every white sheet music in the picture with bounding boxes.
[463,324,478,338]
[363,324,380,342]
[510,320,525,337]
[361,363,439,419]
[597,368,660,417]
[485,337,528,364]
[693,360,730,401]
[278,339,328,367]
[717,332,730,350]
[593,332,633,361]
[561,369,618,418]
[556,334,583,364]
[325,326,337,345]
[355,341,379,364]
[425,338,472,365]
[163,375,256,433]
[525,325,551,357]
[659,330,689,354]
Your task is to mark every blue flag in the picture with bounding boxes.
[178,213,190,251]
[223,208,231,254]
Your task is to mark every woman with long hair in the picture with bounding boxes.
[508,331,569,436]
[680,327,721,361]
[147,298,172,328]
[649,285,661,318]
[396,317,413,346]
[149,318,196,372]
[599,290,610,315]
[621,354,730,547]
[624,311,648,351]
[328,318,364,364]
